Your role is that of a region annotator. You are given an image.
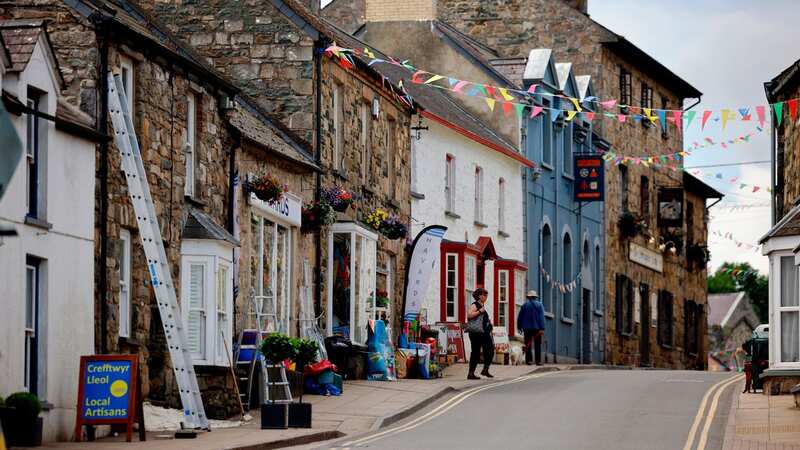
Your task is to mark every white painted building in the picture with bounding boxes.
[410,102,533,332]
[0,21,100,442]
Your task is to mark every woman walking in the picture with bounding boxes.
[465,288,494,380]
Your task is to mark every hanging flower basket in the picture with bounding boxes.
[366,208,408,240]
[245,173,287,204]
[322,185,356,212]
[375,290,390,308]
[301,201,337,233]
[618,211,645,240]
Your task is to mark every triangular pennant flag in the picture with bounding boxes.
[530,106,544,118]
[672,110,682,130]
[569,97,582,112]
[685,110,697,128]
[485,97,496,111]
[721,109,732,130]
[515,103,526,119]
[411,70,427,84]
[363,47,375,59]
[527,84,539,94]
[753,186,761,193]
[453,80,469,93]
[701,110,713,130]
[484,84,496,98]
[566,110,578,121]
[756,106,767,128]
[618,114,627,123]
[657,110,666,127]
[584,112,595,122]
[739,107,751,121]
[476,84,489,97]
[551,108,561,122]
[789,99,798,121]
[502,101,513,116]
[448,78,459,87]
[774,102,784,127]
[643,108,652,119]
[424,74,444,84]
[499,88,515,101]
[467,85,481,97]
[633,114,643,123]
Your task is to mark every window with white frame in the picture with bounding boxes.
[778,256,800,364]
[498,270,509,327]
[185,94,199,197]
[562,122,573,178]
[464,254,476,318]
[332,84,343,172]
[120,56,134,118]
[24,259,39,394]
[181,243,233,366]
[251,214,293,334]
[445,154,455,213]
[474,166,483,223]
[26,89,45,219]
[515,270,525,336]
[563,232,573,319]
[119,229,132,338]
[498,178,506,232]
[445,253,459,322]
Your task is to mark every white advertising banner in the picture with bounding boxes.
[403,225,448,322]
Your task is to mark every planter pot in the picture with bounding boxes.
[288,403,312,428]
[332,202,350,213]
[1,411,42,447]
[261,403,288,429]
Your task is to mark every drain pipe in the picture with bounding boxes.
[94,13,111,354]
[313,41,324,321]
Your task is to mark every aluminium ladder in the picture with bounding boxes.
[107,73,209,430]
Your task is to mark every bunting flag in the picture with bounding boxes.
[566,110,579,121]
[789,99,799,122]
[600,99,617,109]
[499,88,515,101]
[739,107,751,121]
[485,97,496,111]
[774,102,784,127]
[530,105,544,118]
[540,267,582,294]
[569,97,582,112]
[515,103,526,120]
[756,106,767,128]
[701,110,713,130]
[685,110,697,128]
[710,230,761,252]
[502,101,513,116]
[527,84,539,94]
[721,109,733,130]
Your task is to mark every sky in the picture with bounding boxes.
[588,0,800,273]
[319,0,800,273]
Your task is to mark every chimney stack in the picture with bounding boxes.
[365,0,437,22]
[564,0,588,15]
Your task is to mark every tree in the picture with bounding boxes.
[707,262,768,323]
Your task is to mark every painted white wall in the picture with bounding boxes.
[410,117,525,325]
[0,36,96,442]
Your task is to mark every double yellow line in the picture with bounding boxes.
[682,374,743,450]
[336,370,558,449]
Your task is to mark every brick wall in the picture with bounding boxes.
[365,0,437,22]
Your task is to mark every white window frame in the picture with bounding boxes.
[474,166,483,223]
[445,154,455,213]
[562,122,573,179]
[120,55,134,118]
[24,263,37,392]
[541,223,553,315]
[185,94,197,197]
[253,215,293,335]
[119,229,132,338]
[498,178,506,232]
[333,84,343,172]
[774,253,800,367]
[445,253,459,322]
[498,270,509,327]
[25,89,46,219]
[515,270,525,337]
[181,241,234,367]
[562,232,573,321]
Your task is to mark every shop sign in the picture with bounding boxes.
[437,322,465,362]
[629,242,663,273]
[574,155,604,202]
[657,188,684,228]
[250,192,302,227]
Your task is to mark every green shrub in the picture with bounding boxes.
[260,333,296,364]
[6,392,41,421]
[292,338,319,372]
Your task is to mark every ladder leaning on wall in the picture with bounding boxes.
[106,72,210,431]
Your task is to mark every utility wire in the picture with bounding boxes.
[684,160,770,169]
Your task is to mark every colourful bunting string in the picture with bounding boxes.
[710,230,761,252]
[540,267,582,294]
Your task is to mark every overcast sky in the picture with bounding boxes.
[321,0,800,273]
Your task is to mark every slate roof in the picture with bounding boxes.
[761,202,800,243]
[765,57,800,102]
[523,49,553,85]
[488,58,527,88]
[183,209,239,246]
[683,172,723,199]
[708,292,743,328]
[0,20,42,72]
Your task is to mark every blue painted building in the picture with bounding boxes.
[522,49,608,363]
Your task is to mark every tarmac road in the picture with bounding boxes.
[316,369,740,450]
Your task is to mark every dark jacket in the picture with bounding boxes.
[517,299,545,331]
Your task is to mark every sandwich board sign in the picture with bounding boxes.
[74,355,144,442]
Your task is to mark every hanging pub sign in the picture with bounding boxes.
[657,188,684,227]
[574,155,604,202]
[74,355,144,442]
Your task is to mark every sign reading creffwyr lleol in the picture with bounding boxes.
[574,154,605,202]
[74,355,144,442]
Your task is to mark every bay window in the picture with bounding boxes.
[445,253,459,322]
[327,223,378,345]
[464,254,476,317]
[497,270,509,327]
[778,256,800,364]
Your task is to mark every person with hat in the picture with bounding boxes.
[517,290,545,365]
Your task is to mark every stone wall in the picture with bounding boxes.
[774,81,800,220]
[136,0,317,142]
[321,0,365,34]
[365,0,437,22]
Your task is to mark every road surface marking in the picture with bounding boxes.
[682,374,742,450]
[340,371,558,447]
[696,375,743,450]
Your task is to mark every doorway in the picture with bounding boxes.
[639,283,651,367]
[582,288,591,364]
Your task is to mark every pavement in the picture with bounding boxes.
[722,381,800,450]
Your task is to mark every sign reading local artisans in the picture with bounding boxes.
[574,154,604,202]
[74,355,143,442]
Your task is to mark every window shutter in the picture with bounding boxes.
[187,263,205,358]
[625,277,634,334]
[615,274,623,334]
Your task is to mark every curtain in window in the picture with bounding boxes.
[781,312,800,362]
[781,256,799,307]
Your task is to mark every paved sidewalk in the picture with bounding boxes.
[723,381,800,450]
[38,363,555,450]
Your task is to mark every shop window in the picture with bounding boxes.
[445,253,459,322]
[498,270,509,327]
[445,154,455,212]
[464,254,476,318]
[181,243,233,366]
[26,88,46,220]
[515,270,525,336]
[541,224,552,313]
[185,93,200,198]
[328,223,377,344]
[251,215,292,334]
[658,290,674,347]
[332,84,343,173]
[371,255,394,325]
[619,68,632,107]
[542,98,553,167]
[562,232,573,320]
[779,256,800,363]
[474,166,483,223]
[25,256,44,395]
[119,229,132,338]
[615,274,633,335]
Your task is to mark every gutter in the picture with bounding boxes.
[1,92,109,142]
[765,82,776,226]
[313,41,324,323]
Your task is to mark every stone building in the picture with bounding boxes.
[759,58,800,393]
[136,0,414,343]
[2,0,319,425]
[707,292,760,372]
[0,20,103,441]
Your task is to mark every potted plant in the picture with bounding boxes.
[245,173,287,204]
[375,290,389,308]
[322,185,355,212]
[288,338,319,428]
[301,200,337,234]
[687,243,710,268]
[366,209,408,240]
[618,211,642,240]
[260,333,296,429]
[3,392,42,447]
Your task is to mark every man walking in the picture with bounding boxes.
[517,290,545,365]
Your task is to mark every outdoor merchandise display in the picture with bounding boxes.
[366,320,396,381]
